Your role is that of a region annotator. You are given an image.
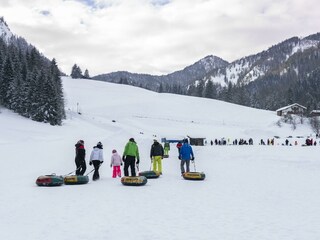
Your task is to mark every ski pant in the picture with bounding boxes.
[180,159,190,174]
[112,166,121,178]
[92,160,101,180]
[75,160,86,175]
[152,156,162,173]
[124,156,136,177]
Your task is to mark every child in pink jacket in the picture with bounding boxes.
[110,149,123,178]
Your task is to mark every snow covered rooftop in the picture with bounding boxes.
[276,103,307,112]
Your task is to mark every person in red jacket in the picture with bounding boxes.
[75,140,86,175]
[176,141,182,156]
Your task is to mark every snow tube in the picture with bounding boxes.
[182,172,206,181]
[139,170,160,179]
[121,176,147,186]
[36,174,64,186]
[64,175,89,185]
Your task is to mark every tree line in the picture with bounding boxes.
[0,37,65,125]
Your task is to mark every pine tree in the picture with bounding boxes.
[196,81,205,97]
[1,57,14,106]
[159,83,163,93]
[204,80,215,99]
[187,84,197,96]
[119,77,129,85]
[71,64,83,78]
[48,58,65,125]
[84,69,90,79]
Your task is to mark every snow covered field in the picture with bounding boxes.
[1,77,320,240]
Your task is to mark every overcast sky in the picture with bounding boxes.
[1,0,319,76]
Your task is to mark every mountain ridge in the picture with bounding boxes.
[93,55,229,92]
[91,32,320,97]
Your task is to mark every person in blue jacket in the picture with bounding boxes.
[179,139,194,175]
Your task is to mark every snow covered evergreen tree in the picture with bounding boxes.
[84,69,90,79]
[71,64,83,78]
[0,29,65,125]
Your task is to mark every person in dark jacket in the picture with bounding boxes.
[150,139,164,174]
[75,140,86,175]
[122,138,140,176]
[179,139,194,175]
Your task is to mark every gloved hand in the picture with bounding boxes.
[122,156,125,161]
[191,156,195,161]
[136,158,140,164]
[110,164,112,167]
[178,156,181,160]
[121,163,123,166]
[100,161,104,164]
[89,161,92,166]
[150,157,153,162]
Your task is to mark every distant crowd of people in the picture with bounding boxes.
[210,138,254,146]
[207,137,320,147]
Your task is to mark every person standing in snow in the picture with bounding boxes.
[122,138,140,177]
[89,141,104,181]
[179,139,194,175]
[164,142,170,156]
[110,149,123,178]
[176,141,182,155]
[150,139,164,174]
[75,140,86,175]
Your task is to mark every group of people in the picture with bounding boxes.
[74,137,195,180]
[210,138,254,145]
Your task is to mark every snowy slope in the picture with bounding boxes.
[1,77,320,240]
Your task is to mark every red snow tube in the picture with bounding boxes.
[36,174,64,186]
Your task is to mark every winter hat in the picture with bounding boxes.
[112,149,117,153]
[96,141,103,149]
[78,140,84,144]
[129,138,135,142]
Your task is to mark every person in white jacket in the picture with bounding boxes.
[110,149,123,178]
[89,142,104,181]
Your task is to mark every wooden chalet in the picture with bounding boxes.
[276,103,306,117]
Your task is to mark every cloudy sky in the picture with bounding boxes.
[0,0,319,76]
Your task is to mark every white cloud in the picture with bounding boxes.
[1,0,319,76]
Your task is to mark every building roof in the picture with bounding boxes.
[276,103,307,112]
[310,110,320,113]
